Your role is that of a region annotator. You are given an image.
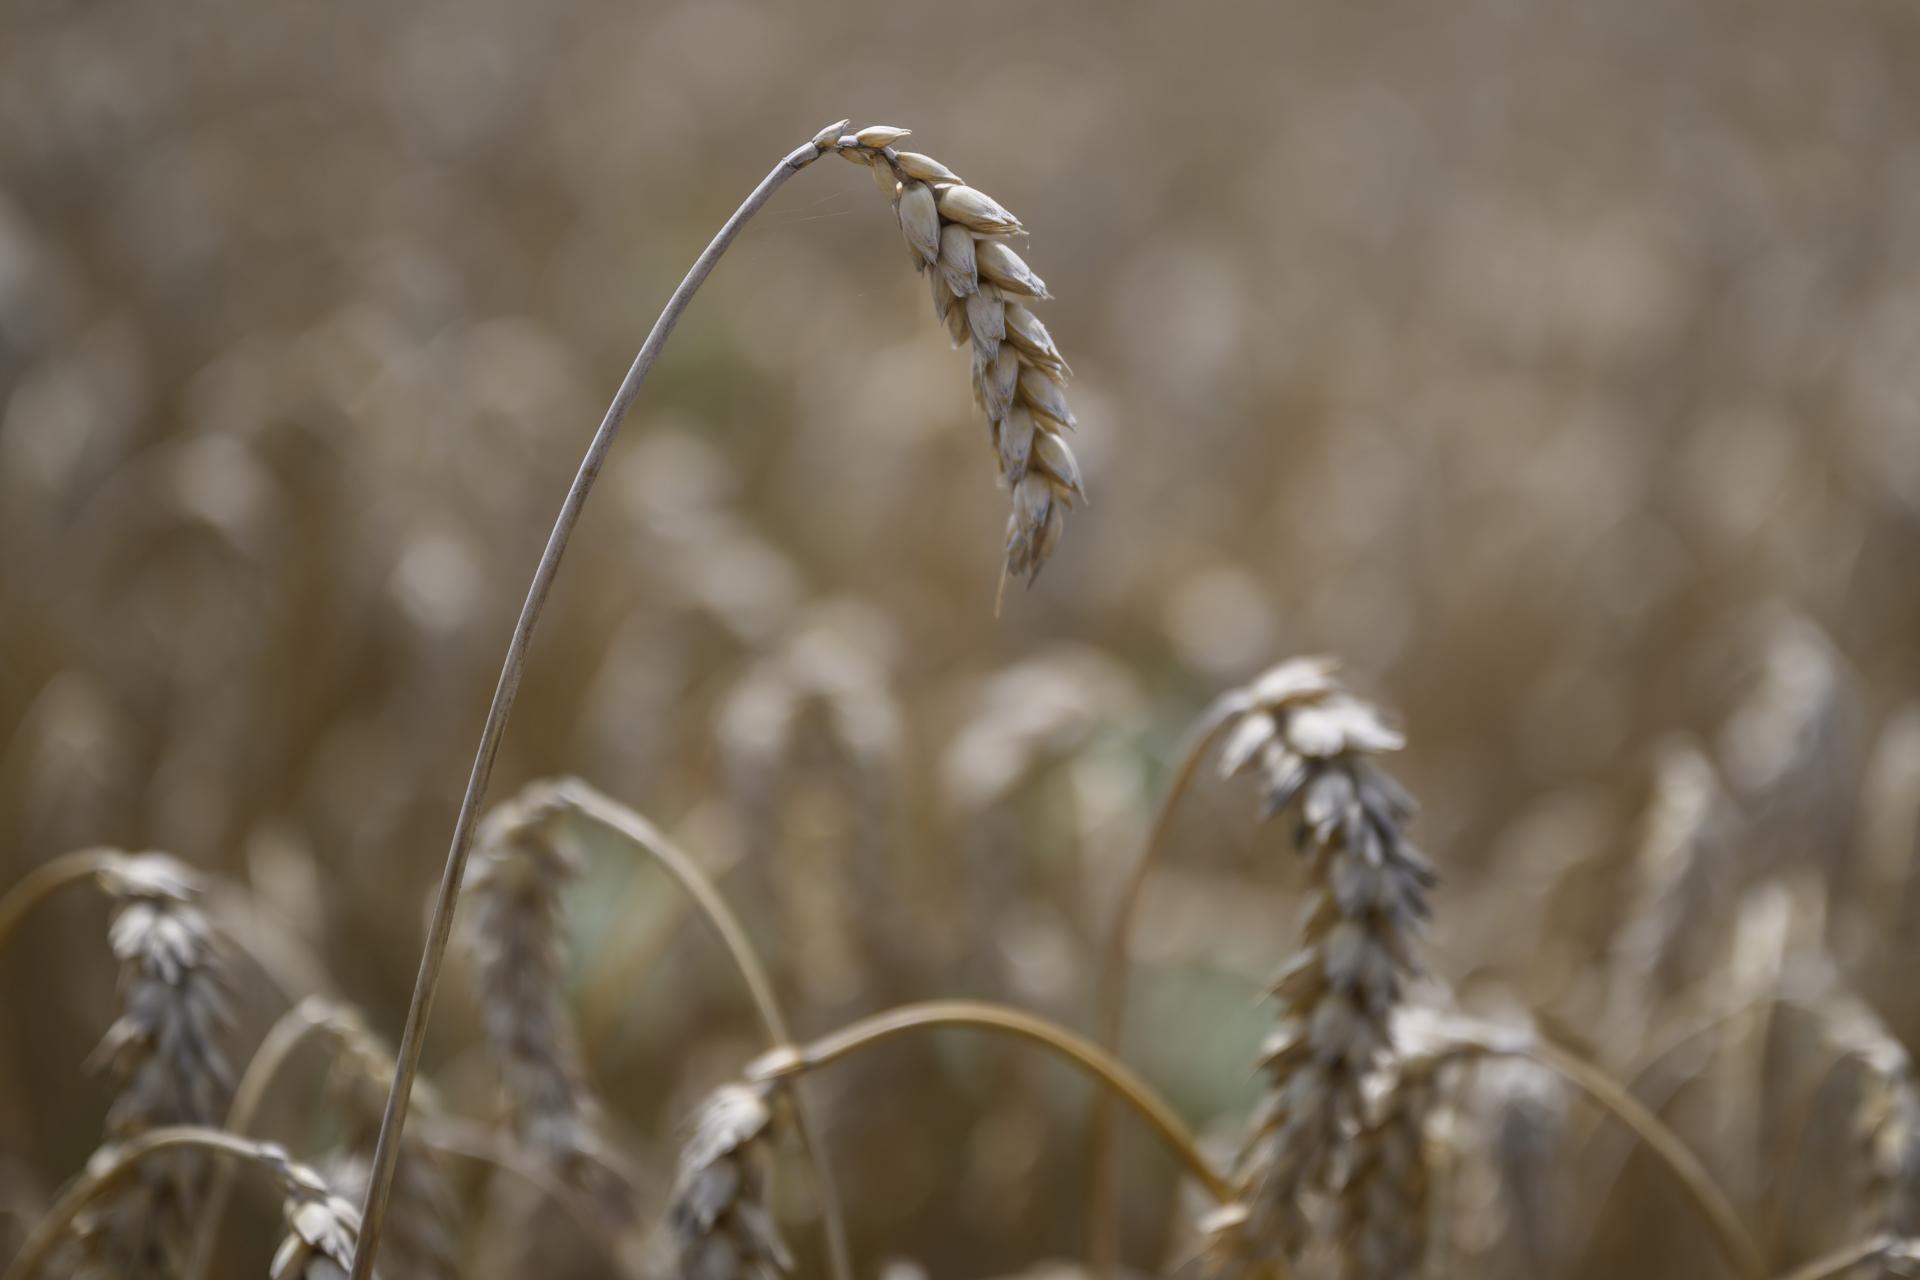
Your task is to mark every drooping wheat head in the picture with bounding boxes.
[1213,658,1435,1266]
[72,854,234,1279]
[463,784,636,1223]
[666,1082,792,1280]
[825,123,1085,589]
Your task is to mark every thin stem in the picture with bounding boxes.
[752,999,1233,1205]
[557,778,853,1280]
[5,1127,298,1280]
[1773,1234,1914,1280]
[0,848,124,960]
[189,997,336,1280]
[1509,1037,1766,1280]
[1087,692,1248,1273]
[349,130,834,1280]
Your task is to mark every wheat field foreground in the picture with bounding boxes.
[3,1,1920,1278]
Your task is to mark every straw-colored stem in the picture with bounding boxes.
[348,131,833,1280]
[189,997,333,1280]
[1773,1234,1912,1280]
[752,999,1233,1205]
[5,1127,296,1280]
[1508,1038,1765,1280]
[1087,692,1248,1273]
[558,778,853,1279]
[0,848,123,961]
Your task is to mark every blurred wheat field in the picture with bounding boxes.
[4,0,1920,1276]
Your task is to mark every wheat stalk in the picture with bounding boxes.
[667,1082,793,1279]
[830,125,1085,593]
[5,1130,334,1280]
[68,855,235,1280]
[462,785,637,1223]
[353,117,1075,1280]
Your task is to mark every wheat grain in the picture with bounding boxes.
[831,125,1084,588]
[462,784,637,1224]
[666,1082,792,1280]
[269,1162,366,1280]
[1211,658,1434,1267]
[70,854,234,1280]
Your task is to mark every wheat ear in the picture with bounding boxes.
[667,1082,794,1279]
[462,785,638,1220]
[831,125,1085,591]
[71,855,235,1280]
[1205,659,1432,1266]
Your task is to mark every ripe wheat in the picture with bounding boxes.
[827,123,1085,589]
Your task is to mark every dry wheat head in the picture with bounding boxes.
[822,122,1085,589]
[269,1160,368,1280]
[667,1082,792,1280]
[1210,659,1435,1267]
[71,853,234,1279]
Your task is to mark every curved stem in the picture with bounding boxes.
[0,848,124,961]
[5,1127,298,1280]
[557,778,853,1280]
[752,999,1233,1205]
[1513,1037,1766,1280]
[349,129,835,1280]
[1773,1234,1913,1280]
[1087,692,1247,1273]
[189,997,336,1280]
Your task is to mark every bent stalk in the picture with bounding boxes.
[6,1128,299,1280]
[558,778,852,1279]
[751,998,1232,1205]
[348,126,843,1280]
[1087,691,1248,1271]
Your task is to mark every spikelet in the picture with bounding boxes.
[1823,990,1920,1239]
[1211,659,1435,1267]
[830,125,1084,588]
[463,783,637,1224]
[316,1005,461,1280]
[666,1082,792,1280]
[269,1161,367,1280]
[72,853,234,1279]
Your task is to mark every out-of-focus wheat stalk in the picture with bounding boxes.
[5,1129,316,1280]
[831,125,1085,591]
[667,1082,793,1279]
[745,999,1234,1205]
[1088,689,1252,1272]
[550,777,854,1278]
[1207,660,1432,1266]
[69,855,234,1280]
[0,847,128,960]
[461,785,637,1221]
